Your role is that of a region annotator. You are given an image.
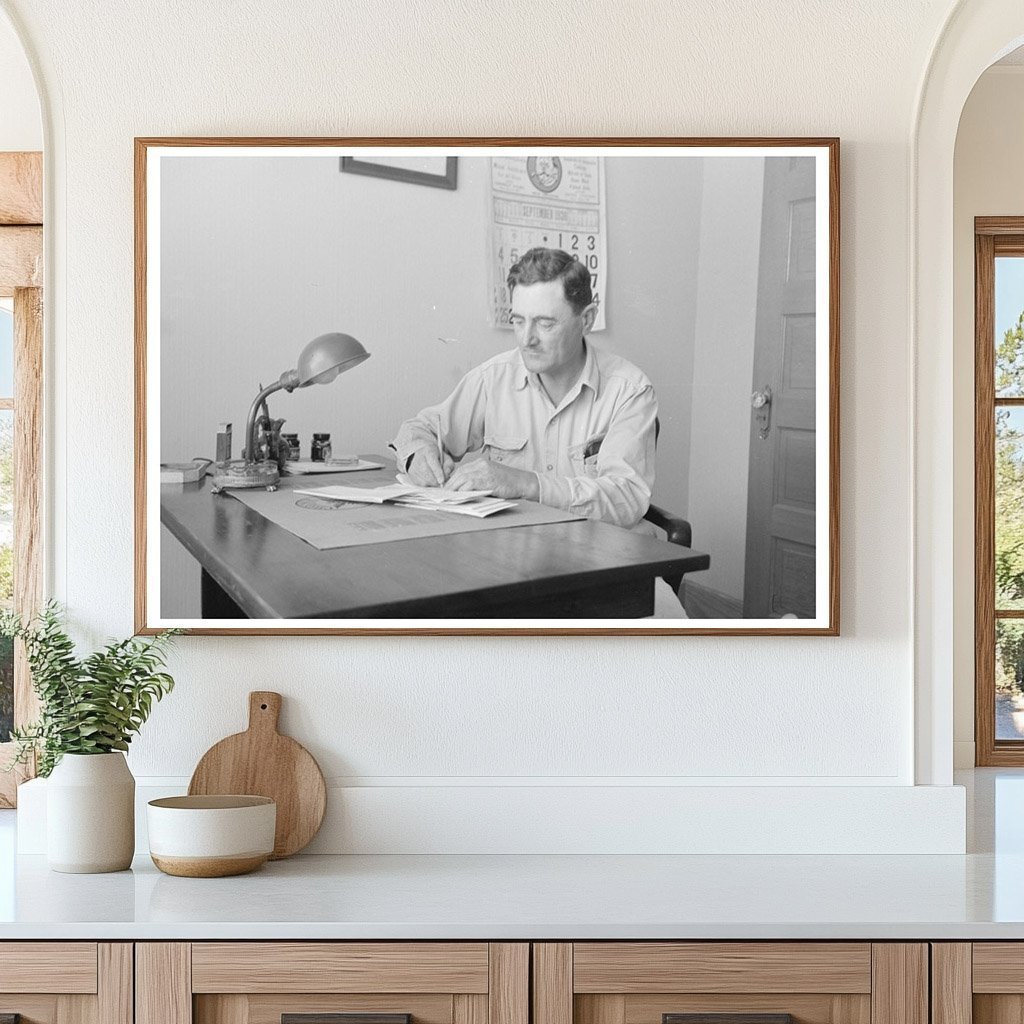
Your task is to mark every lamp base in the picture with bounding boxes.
[209,460,280,492]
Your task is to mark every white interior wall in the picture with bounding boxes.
[0,13,39,150]
[686,157,764,607]
[0,0,974,852]
[952,67,1024,768]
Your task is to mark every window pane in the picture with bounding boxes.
[996,407,1024,608]
[0,306,12,399]
[998,620,1024,740]
[996,257,1024,397]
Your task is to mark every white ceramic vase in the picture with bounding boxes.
[46,752,135,873]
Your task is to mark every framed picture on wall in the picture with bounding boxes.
[135,137,839,636]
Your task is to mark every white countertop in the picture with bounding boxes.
[0,769,1020,941]
[3,845,1024,940]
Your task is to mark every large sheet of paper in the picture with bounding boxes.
[488,156,607,330]
[229,473,582,549]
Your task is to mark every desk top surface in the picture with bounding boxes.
[160,464,709,619]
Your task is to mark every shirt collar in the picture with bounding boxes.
[514,340,599,398]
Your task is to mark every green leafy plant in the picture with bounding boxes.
[0,602,181,777]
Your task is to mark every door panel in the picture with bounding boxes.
[745,157,818,617]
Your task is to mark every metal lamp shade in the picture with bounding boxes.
[296,332,370,387]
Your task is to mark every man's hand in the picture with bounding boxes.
[446,459,540,500]
[407,448,454,487]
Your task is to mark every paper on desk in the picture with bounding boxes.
[294,483,417,503]
[229,474,582,549]
[394,474,495,503]
[299,482,495,504]
[394,496,516,518]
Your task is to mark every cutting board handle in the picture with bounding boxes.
[248,691,282,734]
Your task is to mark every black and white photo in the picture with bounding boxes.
[136,139,838,634]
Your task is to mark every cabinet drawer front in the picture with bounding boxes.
[0,942,97,993]
[573,945,872,994]
[974,943,1024,992]
[192,943,490,994]
[195,992,462,1024]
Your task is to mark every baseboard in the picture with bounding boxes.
[17,778,967,856]
[682,579,744,618]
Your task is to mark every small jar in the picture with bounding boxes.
[311,433,332,462]
[281,433,300,461]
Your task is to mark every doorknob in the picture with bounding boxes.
[751,385,772,439]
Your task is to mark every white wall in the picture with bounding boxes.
[686,158,764,607]
[952,67,1024,767]
[0,10,39,151]
[0,0,971,852]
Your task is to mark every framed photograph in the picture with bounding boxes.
[340,154,458,190]
[135,137,839,636]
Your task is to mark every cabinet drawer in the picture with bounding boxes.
[191,943,490,993]
[138,942,528,1024]
[0,942,98,993]
[535,944,925,1024]
[0,942,130,1024]
[572,944,872,993]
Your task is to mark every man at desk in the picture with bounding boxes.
[391,247,686,618]
[390,247,656,532]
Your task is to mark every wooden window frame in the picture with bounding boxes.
[0,151,43,806]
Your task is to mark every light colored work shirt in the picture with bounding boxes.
[389,342,657,529]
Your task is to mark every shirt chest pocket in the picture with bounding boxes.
[569,434,604,478]
[484,434,529,468]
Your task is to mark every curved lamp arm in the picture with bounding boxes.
[244,377,289,463]
[242,334,369,465]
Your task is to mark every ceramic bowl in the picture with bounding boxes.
[147,795,276,877]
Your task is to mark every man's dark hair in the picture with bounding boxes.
[506,247,593,314]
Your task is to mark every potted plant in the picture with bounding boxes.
[2,603,180,873]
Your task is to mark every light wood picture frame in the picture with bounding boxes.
[135,137,840,636]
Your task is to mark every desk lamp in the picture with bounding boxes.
[211,332,370,492]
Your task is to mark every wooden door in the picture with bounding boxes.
[137,941,528,1024]
[744,156,818,618]
[534,943,925,1024]
[0,941,131,1023]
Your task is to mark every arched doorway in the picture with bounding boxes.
[913,0,1024,784]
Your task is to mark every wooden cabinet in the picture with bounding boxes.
[0,939,933,1024]
[136,942,528,1024]
[932,943,1024,1024]
[0,941,132,1023]
[532,944,928,1024]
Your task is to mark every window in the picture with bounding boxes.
[975,219,1024,764]
[0,151,43,806]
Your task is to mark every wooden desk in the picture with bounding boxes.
[160,468,710,620]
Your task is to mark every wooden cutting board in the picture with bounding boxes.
[188,691,327,859]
